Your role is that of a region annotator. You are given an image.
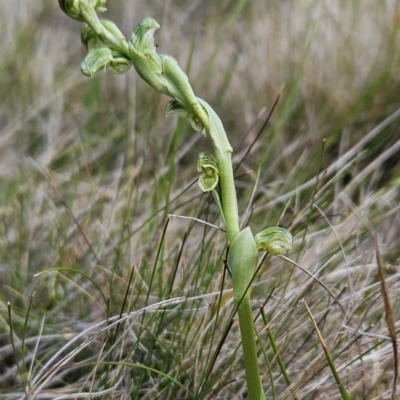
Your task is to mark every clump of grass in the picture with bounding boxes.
[1,1,400,399]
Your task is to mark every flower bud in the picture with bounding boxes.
[100,20,126,48]
[58,0,106,22]
[162,55,198,113]
[81,47,112,76]
[81,20,126,52]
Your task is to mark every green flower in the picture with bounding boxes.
[255,227,293,256]
[197,152,219,192]
[165,99,206,134]
[129,19,199,112]
[81,47,131,77]
[80,21,131,76]
[128,18,167,94]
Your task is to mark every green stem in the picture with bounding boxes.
[229,227,265,400]
[214,149,239,242]
[200,104,264,399]
[238,296,265,400]
[199,107,264,399]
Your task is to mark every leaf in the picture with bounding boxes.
[228,227,258,302]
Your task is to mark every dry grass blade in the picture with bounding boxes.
[167,213,225,232]
[260,306,299,400]
[374,236,398,400]
[200,318,234,395]
[342,325,400,343]
[255,106,400,212]
[280,255,346,315]
[113,263,136,345]
[7,302,24,394]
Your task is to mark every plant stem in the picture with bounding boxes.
[238,295,265,400]
[229,228,264,400]
[193,99,240,242]
[199,106,264,398]
[214,149,239,242]
[209,127,264,398]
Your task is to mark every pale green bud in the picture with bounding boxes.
[197,152,219,192]
[254,227,293,256]
[80,20,130,77]
[58,0,106,22]
[161,55,198,112]
[79,1,104,36]
[100,20,128,52]
[130,18,162,74]
[196,151,225,222]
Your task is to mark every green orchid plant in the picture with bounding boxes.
[58,1,292,398]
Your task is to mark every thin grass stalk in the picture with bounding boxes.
[260,307,298,400]
[304,301,352,400]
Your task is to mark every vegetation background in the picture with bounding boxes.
[1,0,400,399]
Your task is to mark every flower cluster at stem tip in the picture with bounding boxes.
[58,0,211,135]
[58,0,293,257]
